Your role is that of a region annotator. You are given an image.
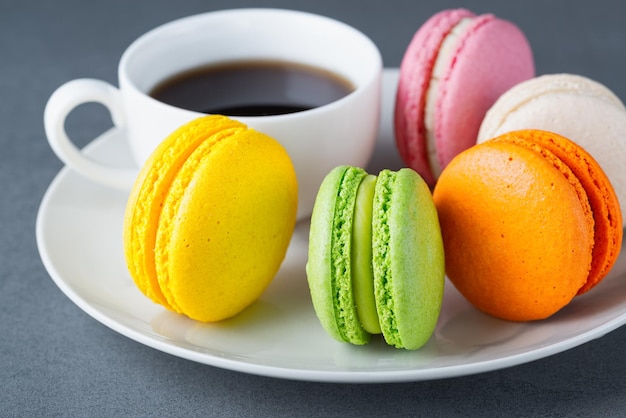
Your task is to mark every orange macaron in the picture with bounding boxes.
[433,129,622,321]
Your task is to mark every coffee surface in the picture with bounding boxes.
[150,61,354,116]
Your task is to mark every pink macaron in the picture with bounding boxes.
[394,9,535,186]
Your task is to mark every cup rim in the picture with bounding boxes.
[117,8,382,121]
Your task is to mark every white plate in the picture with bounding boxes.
[36,69,626,383]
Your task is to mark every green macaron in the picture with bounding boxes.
[306,166,445,350]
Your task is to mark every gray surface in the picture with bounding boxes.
[4,0,626,416]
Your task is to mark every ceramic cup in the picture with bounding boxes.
[44,8,382,220]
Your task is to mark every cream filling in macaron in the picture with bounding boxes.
[424,17,474,178]
[351,174,381,334]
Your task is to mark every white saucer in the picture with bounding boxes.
[36,69,626,383]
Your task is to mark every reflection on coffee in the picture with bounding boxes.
[149,60,355,116]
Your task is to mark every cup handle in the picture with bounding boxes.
[44,78,138,190]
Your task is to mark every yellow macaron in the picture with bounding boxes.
[123,115,298,322]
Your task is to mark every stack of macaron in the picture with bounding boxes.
[121,8,626,352]
[397,9,626,321]
[447,74,626,321]
[306,7,625,349]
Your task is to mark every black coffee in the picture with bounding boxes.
[149,60,354,116]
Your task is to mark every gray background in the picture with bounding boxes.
[4,0,626,416]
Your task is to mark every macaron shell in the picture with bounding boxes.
[477,76,626,222]
[306,167,346,342]
[434,139,594,321]
[372,169,444,349]
[478,74,626,142]
[306,165,370,344]
[434,15,534,173]
[123,116,246,308]
[395,8,475,186]
[156,128,297,322]
[492,130,623,294]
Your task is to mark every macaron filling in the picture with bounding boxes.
[351,174,381,334]
[423,17,474,178]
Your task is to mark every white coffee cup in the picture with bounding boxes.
[44,8,382,220]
